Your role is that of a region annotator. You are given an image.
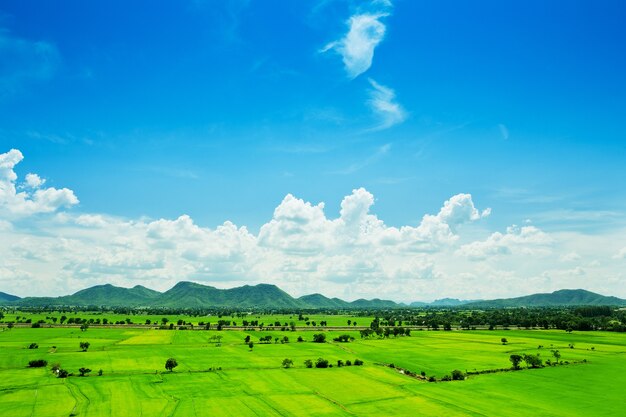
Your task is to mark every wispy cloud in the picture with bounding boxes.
[321,1,392,79]
[331,142,391,175]
[367,78,407,130]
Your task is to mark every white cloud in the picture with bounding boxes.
[367,78,407,129]
[2,154,625,300]
[24,173,45,188]
[321,2,392,78]
[458,225,552,261]
[0,149,79,217]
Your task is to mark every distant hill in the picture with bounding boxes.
[0,291,20,303]
[3,284,624,309]
[298,293,349,309]
[465,289,626,308]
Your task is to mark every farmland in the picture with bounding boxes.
[1,315,625,416]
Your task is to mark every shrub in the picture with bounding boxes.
[304,359,313,368]
[57,369,69,378]
[345,360,352,366]
[451,370,465,380]
[28,359,47,368]
[441,375,452,381]
[354,359,364,366]
[315,358,329,368]
[312,334,326,343]
[428,376,436,382]
[28,343,38,349]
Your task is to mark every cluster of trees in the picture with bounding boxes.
[333,334,354,343]
[509,353,544,369]
[360,327,411,339]
[303,358,364,368]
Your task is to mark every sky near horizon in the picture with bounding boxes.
[1,1,625,302]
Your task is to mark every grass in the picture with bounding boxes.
[0,323,624,416]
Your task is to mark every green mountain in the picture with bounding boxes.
[298,294,350,309]
[465,289,626,308]
[350,298,398,308]
[155,282,301,308]
[5,284,623,309]
[11,284,162,307]
[0,291,20,303]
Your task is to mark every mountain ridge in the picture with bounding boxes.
[1,284,625,309]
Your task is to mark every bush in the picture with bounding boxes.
[313,334,326,343]
[304,359,313,368]
[345,360,352,366]
[165,358,178,372]
[354,359,364,366]
[428,376,436,382]
[315,358,329,368]
[57,369,69,378]
[441,375,452,381]
[28,359,47,368]
[451,370,465,380]
[28,343,38,349]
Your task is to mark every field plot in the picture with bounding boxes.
[0,326,624,416]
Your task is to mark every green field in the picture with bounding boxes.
[0,323,624,416]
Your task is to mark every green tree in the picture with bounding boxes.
[451,370,465,380]
[165,358,178,372]
[78,367,92,377]
[509,354,523,370]
[523,353,543,368]
[282,358,294,368]
[312,333,326,343]
[315,358,329,368]
[304,359,313,368]
[79,341,90,352]
[552,349,561,363]
[501,338,508,345]
[80,323,89,332]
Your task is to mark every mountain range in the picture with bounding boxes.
[0,284,624,309]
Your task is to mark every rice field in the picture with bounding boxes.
[0,321,624,416]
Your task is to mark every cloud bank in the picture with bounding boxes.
[1,149,625,301]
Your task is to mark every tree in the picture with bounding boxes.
[79,341,90,352]
[315,358,329,368]
[282,358,294,368]
[523,353,543,368]
[165,358,178,372]
[244,335,251,344]
[57,369,69,378]
[28,343,39,349]
[552,349,561,363]
[312,333,326,343]
[80,323,89,332]
[28,359,47,368]
[79,367,92,377]
[501,338,508,345]
[509,354,523,370]
[304,359,313,368]
[248,342,254,350]
[98,369,103,376]
[451,370,465,380]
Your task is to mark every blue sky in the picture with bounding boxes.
[1,1,625,300]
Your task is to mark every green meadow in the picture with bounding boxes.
[0,324,624,416]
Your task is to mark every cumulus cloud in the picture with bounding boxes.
[3,154,623,300]
[0,149,78,217]
[367,78,406,129]
[614,247,626,260]
[458,225,552,261]
[321,1,392,78]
